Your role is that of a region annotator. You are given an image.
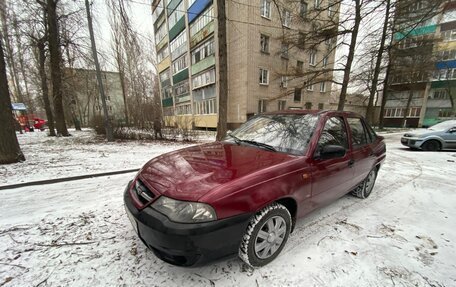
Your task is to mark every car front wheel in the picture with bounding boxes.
[239,203,291,267]
[421,140,441,151]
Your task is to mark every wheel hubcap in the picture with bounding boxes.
[254,216,286,259]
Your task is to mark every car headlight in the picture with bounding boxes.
[151,196,217,223]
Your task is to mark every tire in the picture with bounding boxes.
[421,140,441,151]
[351,168,377,199]
[239,203,291,267]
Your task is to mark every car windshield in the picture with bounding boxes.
[228,114,319,155]
[428,121,456,131]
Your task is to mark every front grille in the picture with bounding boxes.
[134,179,155,205]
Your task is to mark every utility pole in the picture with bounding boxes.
[215,0,228,141]
[85,0,113,141]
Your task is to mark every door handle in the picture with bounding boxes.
[348,159,355,168]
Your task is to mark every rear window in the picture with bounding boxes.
[347,118,367,147]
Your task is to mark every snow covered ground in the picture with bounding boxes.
[1,131,455,286]
[0,129,195,185]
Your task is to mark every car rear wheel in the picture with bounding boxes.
[421,140,441,151]
[351,168,377,199]
[239,203,291,267]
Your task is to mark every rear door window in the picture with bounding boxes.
[347,117,367,147]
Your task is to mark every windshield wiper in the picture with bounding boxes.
[227,134,242,145]
[239,139,277,152]
[227,134,277,152]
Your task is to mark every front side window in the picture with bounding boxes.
[348,117,368,147]
[230,114,319,155]
[261,0,272,18]
[317,117,349,152]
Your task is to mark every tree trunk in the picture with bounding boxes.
[366,0,390,125]
[337,0,361,111]
[0,3,23,103]
[0,31,25,164]
[401,90,413,128]
[216,0,228,141]
[46,0,69,136]
[37,38,56,136]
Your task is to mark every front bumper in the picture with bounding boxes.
[123,182,252,266]
[401,137,423,149]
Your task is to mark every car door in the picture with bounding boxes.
[440,126,456,149]
[310,116,354,209]
[347,117,376,187]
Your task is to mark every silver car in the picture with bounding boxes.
[401,120,456,151]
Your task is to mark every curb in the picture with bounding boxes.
[0,168,140,190]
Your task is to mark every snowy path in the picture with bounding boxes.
[1,134,456,286]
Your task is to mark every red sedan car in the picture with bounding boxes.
[124,110,386,267]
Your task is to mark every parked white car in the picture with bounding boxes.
[401,120,456,151]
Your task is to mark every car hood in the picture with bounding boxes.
[404,129,442,137]
[138,142,296,202]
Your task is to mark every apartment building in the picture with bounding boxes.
[152,0,338,129]
[385,1,456,128]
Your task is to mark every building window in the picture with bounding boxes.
[175,103,192,115]
[320,82,326,92]
[328,1,335,17]
[282,8,291,27]
[259,68,269,85]
[384,107,421,118]
[318,103,324,110]
[173,80,189,97]
[281,42,289,58]
[278,100,286,110]
[168,1,185,28]
[305,102,312,109]
[170,30,187,60]
[294,88,302,102]
[297,60,303,71]
[188,0,197,8]
[190,6,214,36]
[439,108,452,117]
[260,34,270,53]
[323,56,328,67]
[314,0,321,9]
[300,1,308,17]
[306,82,314,91]
[157,45,169,63]
[430,89,448,99]
[155,22,167,44]
[172,54,188,75]
[159,68,170,83]
[194,98,217,115]
[191,38,215,65]
[192,68,215,89]
[261,0,272,18]
[258,100,267,113]
[281,76,288,88]
[309,50,316,66]
[442,29,456,42]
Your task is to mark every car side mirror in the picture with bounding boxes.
[316,145,346,160]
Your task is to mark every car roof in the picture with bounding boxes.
[262,109,363,118]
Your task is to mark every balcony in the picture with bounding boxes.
[191,55,215,75]
[173,68,189,84]
[188,0,213,23]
